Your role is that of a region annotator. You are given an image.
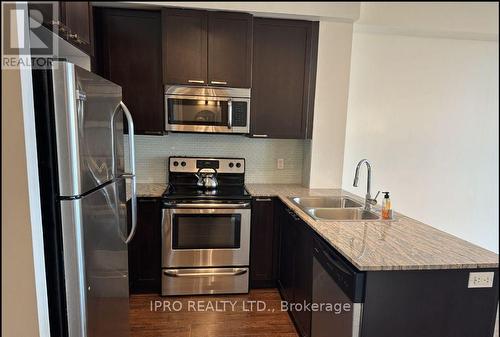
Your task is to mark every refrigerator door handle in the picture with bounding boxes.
[116,101,137,244]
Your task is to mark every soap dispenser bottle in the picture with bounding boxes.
[381,192,392,220]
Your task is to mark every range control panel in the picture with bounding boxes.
[169,157,245,174]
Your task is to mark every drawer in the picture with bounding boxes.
[162,267,249,296]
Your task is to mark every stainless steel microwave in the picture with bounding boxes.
[165,85,251,134]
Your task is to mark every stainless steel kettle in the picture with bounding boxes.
[195,168,218,189]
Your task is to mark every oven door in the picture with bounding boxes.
[162,206,251,268]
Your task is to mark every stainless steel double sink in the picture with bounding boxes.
[288,196,386,221]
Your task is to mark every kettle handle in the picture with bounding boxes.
[195,167,203,179]
[197,167,218,176]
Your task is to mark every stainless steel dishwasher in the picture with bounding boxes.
[311,237,366,337]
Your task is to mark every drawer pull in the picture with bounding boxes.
[255,198,272,202]
[211,81,227,85]
[188,79,205,84]
[251,134,268,138]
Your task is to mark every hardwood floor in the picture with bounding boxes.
[129,288,299,337]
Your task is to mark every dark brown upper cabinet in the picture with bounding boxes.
[94,8,164,135]
[29,2,94,56]
[251,18,318,139]
[61,2,93,55]
[207,11,252,88]
[162,9,253,88]
[162,9,208,85]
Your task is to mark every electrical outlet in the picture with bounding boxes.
[277,158,284,170]
[468,272,494,288]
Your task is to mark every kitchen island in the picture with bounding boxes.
[246,183,499,337]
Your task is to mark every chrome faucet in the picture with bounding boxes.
[353,159,379,210]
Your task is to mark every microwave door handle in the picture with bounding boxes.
[227,99,232,129]
[119,102,137,244]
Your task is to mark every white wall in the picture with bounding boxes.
[356,2,498,40]
[2,3,50,336]
[306,21,353,188]
[342,3,499,252]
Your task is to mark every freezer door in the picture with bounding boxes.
[60,178,129,337]
[52,61,125,197]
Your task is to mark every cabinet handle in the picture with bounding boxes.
[67,32,87,45]
[188,80,205,84]
[287,208,301,221]
[255,198,272,202]
[51,20,68,33]
[251,134,268,138]
[211,81,227,85]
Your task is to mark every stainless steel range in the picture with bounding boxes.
[161,157,252,296]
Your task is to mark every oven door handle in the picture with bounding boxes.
[165,202,251,209]
[163,268,248,278]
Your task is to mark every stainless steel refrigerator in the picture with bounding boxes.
[32,61,137,337]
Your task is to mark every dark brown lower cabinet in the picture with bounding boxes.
[277,201,312,337]
[250,197,279,288]
[362,269,499,337]
[128,198,162,294]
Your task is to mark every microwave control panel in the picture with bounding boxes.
[232,102,248,127]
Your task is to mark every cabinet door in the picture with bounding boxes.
[162,8,208,85]
[28,2,93,56]
[293,220,313,337]
[128,198,162,293]
[250,198,276,288]
[95,8,164,135]
[278,207,296,303]
[62,2,93,55]
[251,18,318,139]
[208,12,252,88]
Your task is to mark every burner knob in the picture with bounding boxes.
[181,161,186,167]
[229,162,234,168]
[173,161,179,167]
[236,163,242,168]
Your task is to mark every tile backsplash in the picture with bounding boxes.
[124,134,304,184]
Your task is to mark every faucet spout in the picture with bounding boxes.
[353,159,375,210]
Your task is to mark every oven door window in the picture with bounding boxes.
[172,214,241,249]
[168,98,229,126]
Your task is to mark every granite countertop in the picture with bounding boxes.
[127,183,167,199]
[245,184,499,271]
